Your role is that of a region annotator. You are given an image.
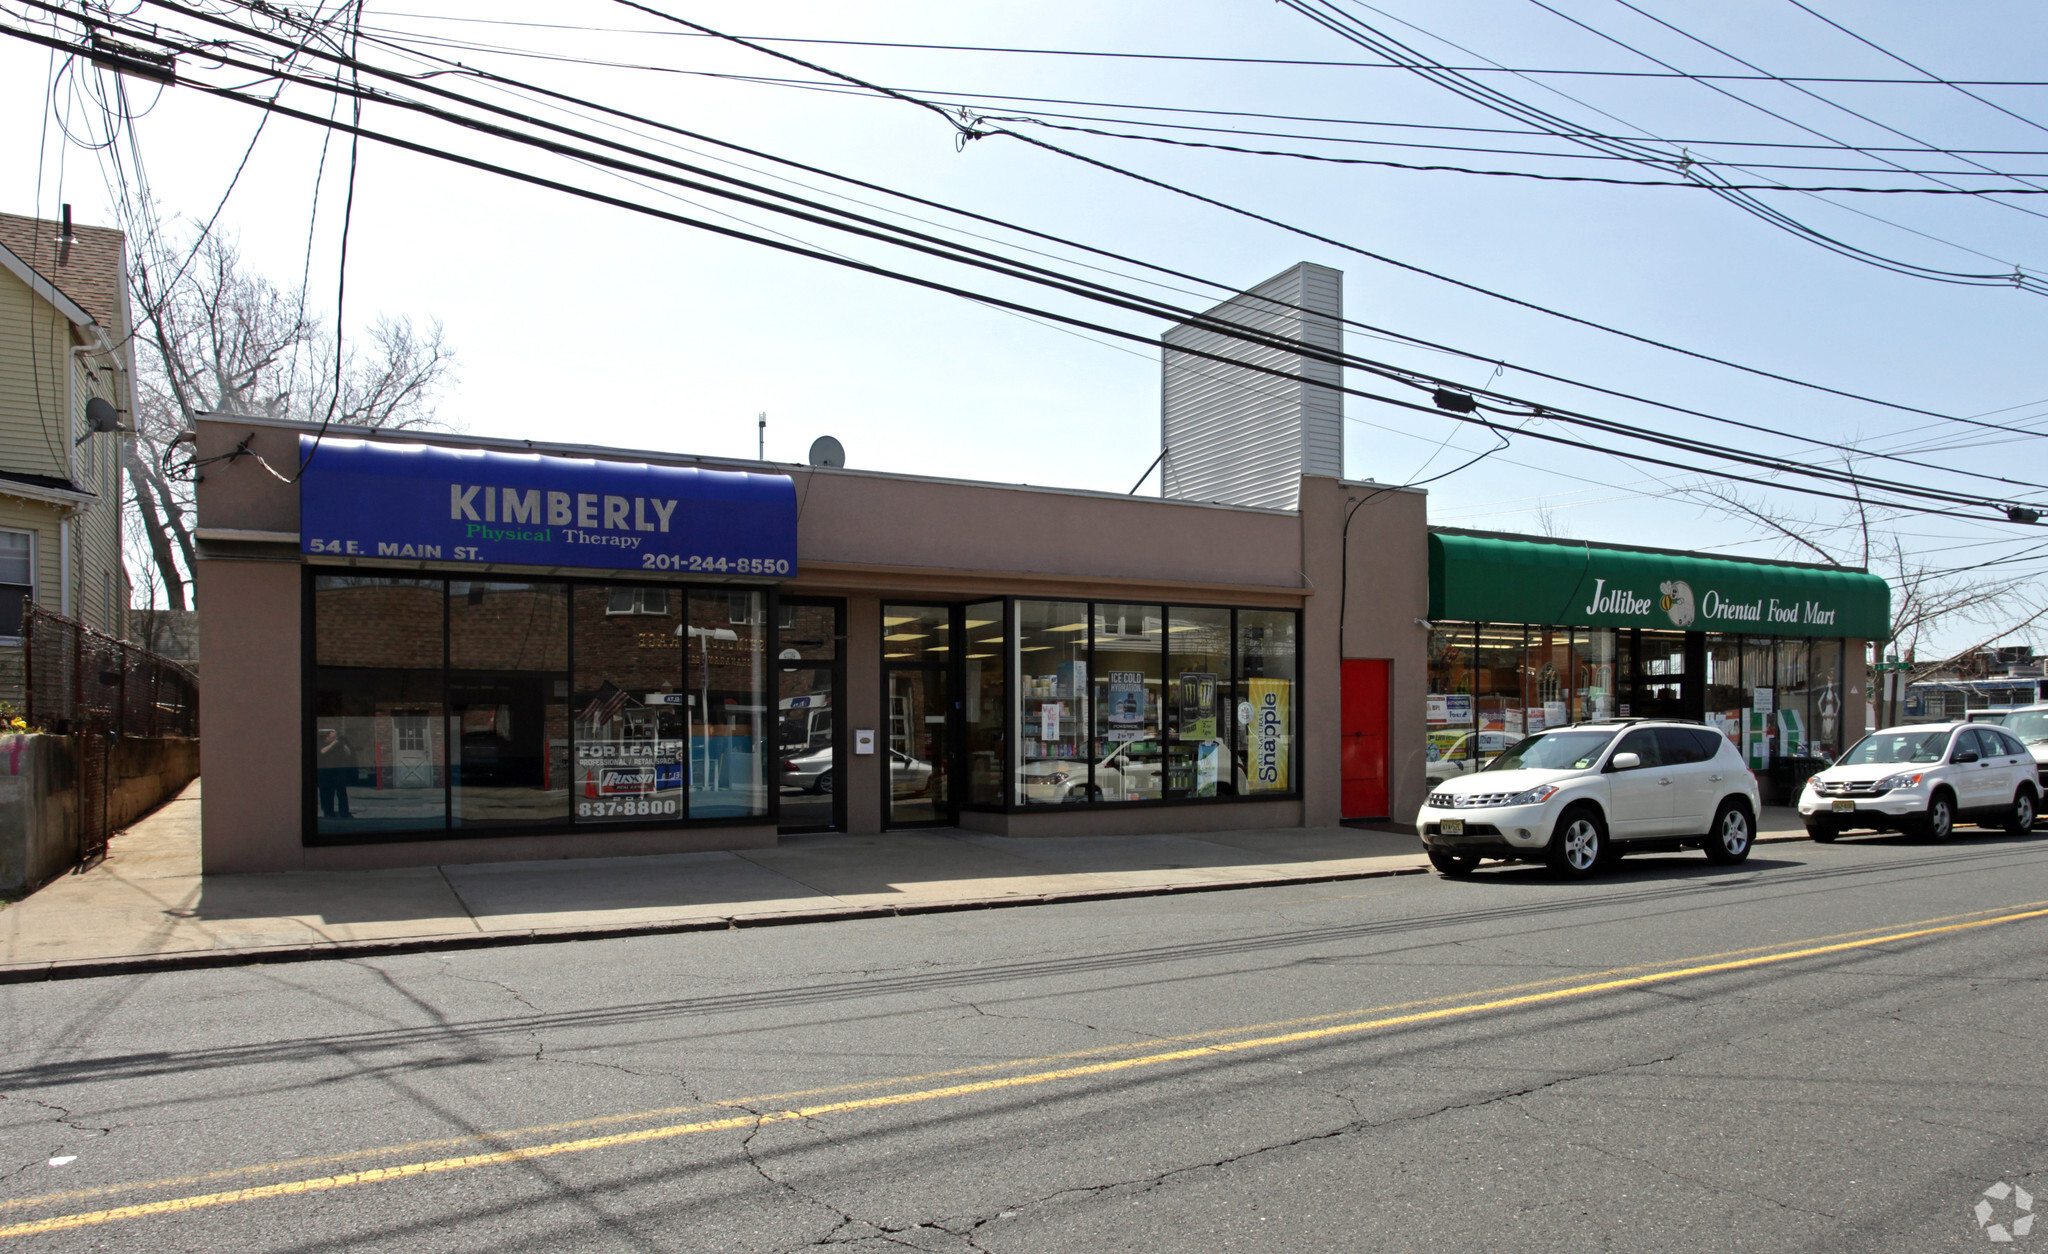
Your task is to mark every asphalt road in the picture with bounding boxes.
[5,828,2048,1252]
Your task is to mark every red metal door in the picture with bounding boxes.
[1341,659,1390,819]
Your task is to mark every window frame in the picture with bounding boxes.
[302,568,783,847]
[973,596,1302,814]
[0,527,34,642]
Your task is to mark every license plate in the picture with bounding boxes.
[1439,819,1465,836]
[1831,799,1856,813]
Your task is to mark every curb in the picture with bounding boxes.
[0,862,1434,985]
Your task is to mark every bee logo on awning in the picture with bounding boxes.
[1660,580,1696,628]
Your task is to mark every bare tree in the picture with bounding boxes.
[128,230,457,608]
[1681,473,2042,723]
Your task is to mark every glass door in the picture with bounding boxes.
[883,604,956,827]
[887,667,953,825]
[776,598,844,833]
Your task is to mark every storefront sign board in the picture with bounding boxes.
[300,438,798,576]
[1429,532,1889,640]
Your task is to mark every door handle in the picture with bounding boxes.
[1657,776,1671,785]
[1709,773,1724,782]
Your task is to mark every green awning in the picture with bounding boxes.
[1428,531,1889,640]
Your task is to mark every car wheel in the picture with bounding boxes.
[1428,850,1481,877]
[1805,821,1839,844]
[816,770,833,795]
[1916,791,1956,843]
[1704,800,1754,864]
[2010,787,2038,835]
[1544,806,1606,879]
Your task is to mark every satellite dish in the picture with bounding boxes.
[84,397,121,433]
[807,435,846,468]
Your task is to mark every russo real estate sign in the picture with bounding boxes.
[298,438,798,577]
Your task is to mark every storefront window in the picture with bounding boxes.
[1426,624,1477,787]
[313,576,446,835]
[688,590,767,818]
[572,584,685,824]
[1237,609,1297,794]
[1571,628,1616,722]
[1095,603,1164,802]
[1777,638,1814,760]
[1526,627,1571,735]
[1474,624,1526,758]
[963,601,1006,805]
[449,581,569,829]
[1704,634,1745,749]
[1167,607,1232,799]
[1809,638,1845,759]
[1015,600,1091,805]
[882,605,950,662]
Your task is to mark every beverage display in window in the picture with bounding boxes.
[1238,609,1296,793]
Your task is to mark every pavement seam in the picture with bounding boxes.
[0,864,1431,985]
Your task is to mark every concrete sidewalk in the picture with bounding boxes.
[0,782,1816,982]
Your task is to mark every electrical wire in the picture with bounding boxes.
[79,5,2048,514]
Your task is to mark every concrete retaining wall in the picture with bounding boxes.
[0,735,79,893]
[0,734,200,893]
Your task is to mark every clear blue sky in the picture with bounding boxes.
[6,0,2045,650]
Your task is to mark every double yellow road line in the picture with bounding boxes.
[6,900,2045,1239]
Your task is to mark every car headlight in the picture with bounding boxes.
[1503,784,1560,806]
[1875,772,1925,790]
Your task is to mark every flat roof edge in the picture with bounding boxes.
[195,414,1302,518]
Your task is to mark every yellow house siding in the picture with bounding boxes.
[0,265,72,483]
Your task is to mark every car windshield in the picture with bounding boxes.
[1482,730,1616,773]
[2006,711,2048,745]
[1839,730,1953,765]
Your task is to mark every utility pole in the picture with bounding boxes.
[758,412,766,461]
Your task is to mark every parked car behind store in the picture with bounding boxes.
[1798,722,2039,843]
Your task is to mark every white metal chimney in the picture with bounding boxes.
[1159,262,1343,510]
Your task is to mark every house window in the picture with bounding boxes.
[0,530,31,638]
[605,586,670,616]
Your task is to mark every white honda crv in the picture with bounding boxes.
[1416,720,1762,879]
[1798,722,2039,843]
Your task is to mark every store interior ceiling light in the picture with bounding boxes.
[964,619,998,629]
[882,616,917,627]
[966,652,995,659]
[1046,623,1089,633]
[882,632,929,641]
[884,652,913,658]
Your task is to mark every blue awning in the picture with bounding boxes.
[298,438,797,577]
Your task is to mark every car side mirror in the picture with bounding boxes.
[1954,750,1979,763]
[1610,751,1641,771]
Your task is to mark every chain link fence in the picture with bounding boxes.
[23,603,199,739]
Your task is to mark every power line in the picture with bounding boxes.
[363,14,2048,86]
[34,2,2048,506]
[1782,0,2048,140]
[1287,0,2048,292]
[6,16,2028,527]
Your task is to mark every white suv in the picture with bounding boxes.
[1416,720,1762,879]
[1798,721,2039,843]
[2002,704,2048,793]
